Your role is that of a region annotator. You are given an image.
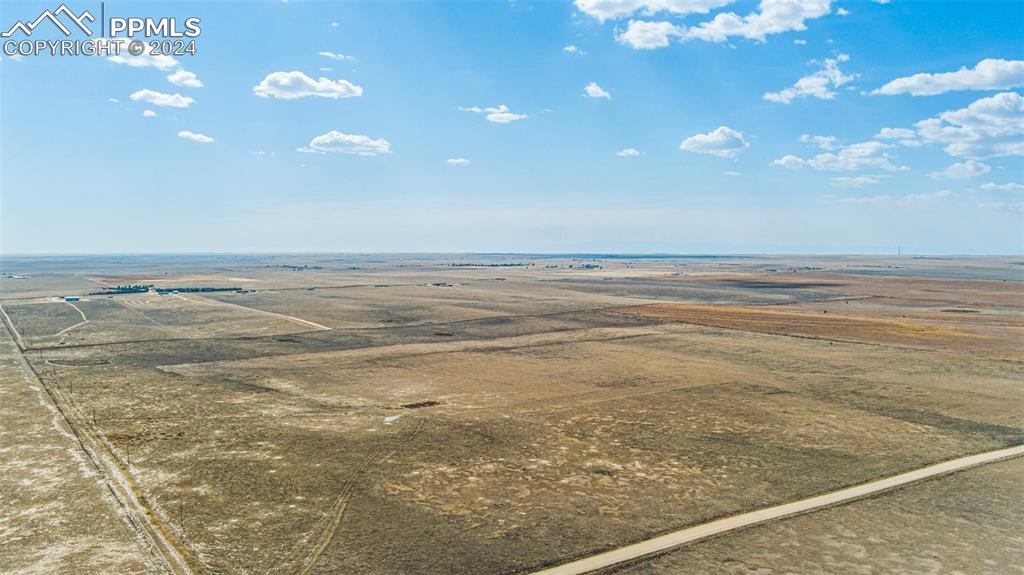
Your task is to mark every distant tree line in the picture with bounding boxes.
[90,284,241,295]
[268,264,322,271]
[447,262,534,267]
[90,284,153,295]
[154,287,241,294]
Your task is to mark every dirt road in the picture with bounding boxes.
[529,444,1024,575]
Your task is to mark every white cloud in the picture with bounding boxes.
[584,82,612,99]
[319,51,355,62]
[297,131,391,155]
[871,0,890,4]
[800,134,837,150]
[617,148,642,156]
[142,110,157,118]
[251,150,270,156]
[831,175,885,187]
[178,130,214,144]
[764,54,854,103]
[679,126,749,158]
[167,69,203,88]
[907,190,954,201]
[913,91,1024,159]
[686,0,832,43]
[108,98,120,103]
[320,67,333,72]
[872,59,1024,96]
[563,45,586,54]
[832,190,953,206]
[253,71,363,100]
[107,39,177,70]
[771,154,805,169]
[331,21,339,28]
[874,127,921,147]
[446,158,471,166]
[574,0,733,22]
[930,160,991,180]
[772,141,906,171]
[836,7,850,15]
[458,104,528,123]
[129,89,194,108]
[616,20,684,49]
[724,170,742,176]
[980,182,1024,192]
[793,38,807,45]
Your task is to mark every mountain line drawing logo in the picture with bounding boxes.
[2,4,94,38]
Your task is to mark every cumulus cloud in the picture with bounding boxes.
[679,126,749,157]
[930,160,991,180]
[130,89,194,108]
[872,59,1024,96]
[874,127,921,147]
[253,71,363,100]
[458,104,528,123]
[764,54,854,103]
[913,91,1024,158]
[574,0,733,22]
[108,98,120,103]
[610,1,833,50]
[167,69,203,88]
[875,127,915,139]
[107,39,177,70]
[772,141,906,171]
[563,45,586,54]
[319,51,356,62]
[584,82,612,99]
[723,170,742,176]
[831,175,885,187]
[178,130,214,144]
[980,182,1024,192]
[836,7,850,15]
[446,158,471,166]
[686,0,832,43]
[617,148,642,156]
[616,20,684,49]
[793,38,807,45]
[800,134,837,150]
[297,131,391,155]
[142,110,157,118]
[771,154,805,169]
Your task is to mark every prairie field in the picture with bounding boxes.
[1,254,1021,574]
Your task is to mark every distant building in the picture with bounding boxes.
[63,296,80,302]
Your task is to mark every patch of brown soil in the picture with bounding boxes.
[612,303,1019,358]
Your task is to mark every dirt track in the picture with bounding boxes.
[530,444,1024,575]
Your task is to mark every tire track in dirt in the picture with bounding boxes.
[270,418,424,575]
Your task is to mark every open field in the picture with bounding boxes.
[1,254,1021,574]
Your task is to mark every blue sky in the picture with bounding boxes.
[1,0,1022,254]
